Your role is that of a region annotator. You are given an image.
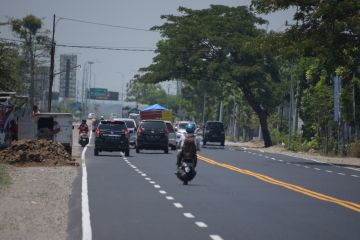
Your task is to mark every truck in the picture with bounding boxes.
[139,110,173,122]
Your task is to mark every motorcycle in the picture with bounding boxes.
[79,131,89,147]
[176,159,196,185]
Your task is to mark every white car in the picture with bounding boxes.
[175,121,191,146]
[87,113,96,119]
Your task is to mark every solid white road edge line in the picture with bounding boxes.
[82,131,92,240]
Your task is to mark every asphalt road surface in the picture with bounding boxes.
[71,137,360,240]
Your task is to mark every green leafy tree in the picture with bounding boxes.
[138,5,282,147]
[11,15,50,105]
[0,42,24,92]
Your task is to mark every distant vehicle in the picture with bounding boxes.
[88,113,96,119]
[110,113,121,120]
[175,121,192,145]
[94,120,130,157]
[129,113,140,126]
[203,121,225,146]
[165,121,176,150]
[113,118,137,148]
[136,120,169,154]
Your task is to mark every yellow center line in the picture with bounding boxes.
[197,154,360,213]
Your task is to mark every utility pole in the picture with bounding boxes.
[219,100,223,122]
[202,93,206,126]
[48,14,56,112]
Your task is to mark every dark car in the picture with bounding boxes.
[94,120,130,156]
[203,121,225,146]
[136,120,169,153]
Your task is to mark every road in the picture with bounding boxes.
[72,136,360,240]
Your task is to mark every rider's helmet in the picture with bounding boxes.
[185,123,196,134]
[82,119,86,124]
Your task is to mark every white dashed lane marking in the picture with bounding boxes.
[123,158,223,240]
[173,203,183,208]
[195,222,208,228]
[210,235,224,240]
[243,150,360,181]
[183,213,195,218]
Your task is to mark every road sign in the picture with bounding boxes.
[90,88,108,98]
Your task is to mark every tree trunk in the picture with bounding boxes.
[259,112,272,147]
[241,85,273,147]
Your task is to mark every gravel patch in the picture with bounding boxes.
[0,166,78,240]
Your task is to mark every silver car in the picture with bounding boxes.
[165,121,176,150]
[113,118,137,148]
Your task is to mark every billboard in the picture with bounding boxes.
[107,91,119,101]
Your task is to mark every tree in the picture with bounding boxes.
[0,42,24,92]
[138,5,281,147]
[252,0,360,147]
[11,15,50,105]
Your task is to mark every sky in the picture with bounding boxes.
[0,0,293,96]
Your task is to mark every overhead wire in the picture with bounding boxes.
[56,16,158,32]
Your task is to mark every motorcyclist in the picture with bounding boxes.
[177,123,198,168]
[78,119,89,133]
[178,122,200,150]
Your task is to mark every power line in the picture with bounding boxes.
[0,37,155,52]
[56,43,155,52]
[57,16,157,32]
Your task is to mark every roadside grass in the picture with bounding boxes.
[0,164,11,189]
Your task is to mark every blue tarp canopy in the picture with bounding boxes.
[142,104,168,112]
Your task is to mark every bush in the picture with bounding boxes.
[350,141,360,158]
[270,128,287,145]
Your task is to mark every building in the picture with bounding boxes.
[59,54,77,98]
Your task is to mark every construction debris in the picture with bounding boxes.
[0,140,79,167]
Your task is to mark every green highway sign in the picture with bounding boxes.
[90,88,108,98]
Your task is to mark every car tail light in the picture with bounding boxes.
[124,129,129,136]
[137,127,143,136]
[96,128,101,137]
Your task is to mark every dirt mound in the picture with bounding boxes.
[0,140,79,167]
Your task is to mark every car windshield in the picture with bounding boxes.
[206,122,224,130]
[141,121,165,130]
[124,120,135,128]
[99,122,126,131]
[178,123,188,129]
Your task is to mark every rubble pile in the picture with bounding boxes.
[0,140,79,166]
